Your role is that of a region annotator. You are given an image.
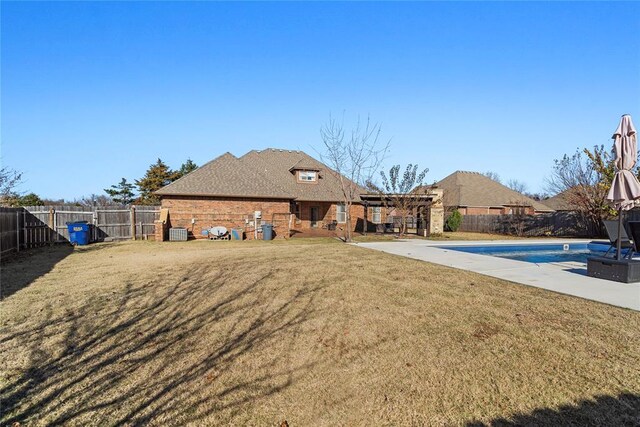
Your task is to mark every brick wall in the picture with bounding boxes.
[287,201,366,232]
[161,195,291,239]
[161,195,368,238]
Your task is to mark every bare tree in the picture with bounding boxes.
[484,171,502,183]
[377,164,429,237]
[506,179,528,194]
[524,192,549,201]
[319,114,389,242]
[506,197,533,236]
[0,167,23,201]
[74,194,117,208]
[546,145,618,235]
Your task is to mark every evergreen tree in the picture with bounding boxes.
[135,159,178,205]
[1,192,44,207]
[18,193,45,206]
[104,178,136,205]
[176,158,198,178]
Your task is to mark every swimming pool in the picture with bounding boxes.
[439,242,612,264]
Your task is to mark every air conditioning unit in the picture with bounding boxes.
[169,227,188,241]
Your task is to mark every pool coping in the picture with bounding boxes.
[353,238,640,311]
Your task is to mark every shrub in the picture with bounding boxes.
[445,210,462,232]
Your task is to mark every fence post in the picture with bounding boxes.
[16,211,20,252]
[22,209,27,249]
[131,206,136,240]
[49,208,55,243]
[93,209,98,242]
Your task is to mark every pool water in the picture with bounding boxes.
[440,242,611,264]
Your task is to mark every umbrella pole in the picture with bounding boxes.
[616,146,625,261]
[617,207,623,260]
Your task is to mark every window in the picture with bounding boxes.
[298,171,317,182]
[290,202,301,220]
[371,206,382,224]
[336,203,346,223]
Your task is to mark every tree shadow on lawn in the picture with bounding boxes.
[1,262,329,425]
[466,392,640,426]
[2,244,69,300]
[1,243,118,300]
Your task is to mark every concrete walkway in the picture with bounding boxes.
[354,239,640,311]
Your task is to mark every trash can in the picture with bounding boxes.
[262,224,273,241]
[231,228,244,241]
[67,221,91,246]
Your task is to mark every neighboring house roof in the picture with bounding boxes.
[157,148,365,202]
[541,191,573,211]
[156,152,291,199]
[434,171,554,212]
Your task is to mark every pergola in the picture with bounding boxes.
[359,188,444,235]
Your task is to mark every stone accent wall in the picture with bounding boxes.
[427,205,444,235]
[161,196,291,239]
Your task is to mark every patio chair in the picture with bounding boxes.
[603,220,634,259]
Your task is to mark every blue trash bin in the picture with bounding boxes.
[262,224,273,241]
[67,221,91,246]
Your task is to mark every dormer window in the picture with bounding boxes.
[298,171,317,182]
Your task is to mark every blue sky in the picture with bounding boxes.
[2,1,639,200]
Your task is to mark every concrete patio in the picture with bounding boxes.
[354,239,640,311]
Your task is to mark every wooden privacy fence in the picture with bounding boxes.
[0,205,160,255]
[0,207,22,256]
[457,212,595,237]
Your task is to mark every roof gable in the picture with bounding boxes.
[289,158,322,172]
[541,190,574,211]
[240,149,365,202]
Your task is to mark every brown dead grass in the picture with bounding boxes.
[353,231,544,243]
[1,239,639,426]
[429,231,547,241]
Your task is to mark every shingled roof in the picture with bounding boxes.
[156,152,291,199]
[541,191,573,211]
[241,149,366,202]
[157,148,365,202]
[435,171,554,212]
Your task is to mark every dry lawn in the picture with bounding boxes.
[353,231,543,243]
[1,239,639,426]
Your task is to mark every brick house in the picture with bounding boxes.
[434,171,554,215]
[156,149,374,239]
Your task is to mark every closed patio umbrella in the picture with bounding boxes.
[606,114,640,260]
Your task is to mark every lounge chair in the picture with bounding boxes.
[626,221,640,259]
[603,220,634,259]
